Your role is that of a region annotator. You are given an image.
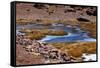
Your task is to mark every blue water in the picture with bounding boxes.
[40,33,96,43]
[39,25,96,42]
[16,23,96,43]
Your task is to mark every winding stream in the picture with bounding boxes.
[16,23,96,61]
[16,23,96,43]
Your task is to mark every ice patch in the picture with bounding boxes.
[82,54,96,61]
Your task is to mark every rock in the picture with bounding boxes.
[46,6,56,15]
[60,53,70,61]
[33,4,47,9]
[82,57,86,59]
[77,17,90,22]
[49,51,58,59]
[64,8,76,13]
[86,8,97,16]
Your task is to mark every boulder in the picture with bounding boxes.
[77,17,90,22]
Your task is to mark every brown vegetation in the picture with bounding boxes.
[16,18,78,26]
[20,29,68,40]
[79,22,96,38]
[51,42,96,58]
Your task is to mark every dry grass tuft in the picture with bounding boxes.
[20,29,68,40]
[79,22,96,38]
[51,42,96,58]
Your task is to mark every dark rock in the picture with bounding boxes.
[33,4,47,9]
[61,53,70,61]
[82,57,85,59]
[77,17,90,22]
[86,8,97,16]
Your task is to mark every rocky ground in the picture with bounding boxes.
[16,35,82,65]
[16,3,97,23]
[16,44,44,65]
[16,3,97,65]
[16,34,96,65]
